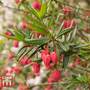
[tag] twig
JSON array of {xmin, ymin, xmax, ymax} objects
[
  {"xmin": 77, "ymin": 66, "xmax": 90, "ymax": 73},
  {"xmin": 30, "ymin": 81, "xmax": 67, "ymax": 88}
]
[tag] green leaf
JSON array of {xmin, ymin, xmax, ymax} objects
[
  {"xmin": 24, "ymin": 38, "xmax": 48, "ymax": 45},
  {"xmin": 76, "ymin": 75, "xmax": 89, "ymax": 83},
  {"xmin": 57, "ymin": 22, "xmax": 64, "ymax": 35},
  {"xmin": 57, "ymin": 29, "xmax": 71, "ymax": 38},
  {"xmin": 27, "ymin": 15, "xmax": 50, "ymax": 35},
  {"xmin": 55, "ymin": 44, "xmax": 61, "ymax": 61},
  {"xmin": 28, "ymin": 42, "xmax": 47, "ymax": 58},
  {"xmin": 14, "ymin": 30, "xmax": 24, "ymax": 41},
  {"xmin": 30, "ymin": 23, "xmax": 49, "ymax": 35},
  {"xmin": 63, "ymin": 54, "xmax": 69, "ymax": 68},
  {"xmin": 30, "ymin": 7, "xmax": 40, "ymax": 19},
  {"xmin": 2, "ymin": 34, "xmax": 17, "ymax": 40},
  {"xmin": 58, "ymin": 42, "xmax": 70, "ymax": 52},
  {"xmin": 27, "ymin": 15, "xmax": 46, "ymax": 29},
  {"xmin": 24, "ymin": 3, "xmax": 40, "ymax": 19},
  {"xmin": 38, "ymin": 0, "xmax": 47, "ymax": 18}
]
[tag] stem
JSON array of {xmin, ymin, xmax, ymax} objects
[
  {"xmin": 0, "ymin": 33, "xmax": 18, "ymax": 40},
  {"xmin": 30, "ymin": 81, "xmax": 68, "ymax": 88},
  {"xmin": 77, "ymin": 66, "xmax": 90, "ymax": 73}
]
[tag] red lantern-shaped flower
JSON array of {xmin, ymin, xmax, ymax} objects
[
  {"xmin": 48, "ymin": 70, "xmax": 61, "ymax": 83},
  {"xmin": 32, "ymin": 62, "xmax": 40, "ymax": 76},
  {"xmin": 50, "ymin": 51, "xmax": 58, "ymax": 64}
]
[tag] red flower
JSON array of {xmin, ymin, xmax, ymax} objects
[
  {"xmin": 41, "ymin": 50, "xmax": 59, "ymax": 69},
  {"xmin": 48, "ymin": 70, "xmax": 61, "ymax": 83},
  {"xmin": 13, "ymin": 40, "xmax": 19, "ymax": 48},
  {"xmin": 5, "ymin": 31, "xmax": 12, "ymax": 36},
  {"xmin": 32, "ymin": 62, "xmax": 40, "ymax": 76},
  {"xmin": 63, "ymin": 19, "xmax": 75, "ymax": 29},
  {"xmin": 20, "ymin": 21, "xmax": 27, "ymax": 30},
  {"xmin": 20, "ymin": 56, "xmax": 31, "ymax": 66},
  {"xmin": 63, "ymin": 7, "xmax": 72, "ymax": 14},
  {"xmin": 41, "ymin": 49, "xmax": 52, "ymax": 69},
  {"xmin": 50, "ymin": 51, "xmax": 58, "ymax": 64},
  {"xmin": 8, "ymin": 51, "xmax": 14, "ymax": 60},
  {"xmin": 41, "ymin": 50, "xmax": 58, "ymax": 69},
  {"xmin": 32, "ymin": 1, "xmax": 41, "ymax": 10},
  {"xmin": 41, "ymin": 49, "xmax": 49, "ymax": 55},
  {"xmin": 43, "ymin": 54, "xmax": 51, "ymax": 69}
]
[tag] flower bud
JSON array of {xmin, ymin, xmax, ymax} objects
[{"xmin": 32, "ymin": 1, "xmax": 41, "ymax": 10}]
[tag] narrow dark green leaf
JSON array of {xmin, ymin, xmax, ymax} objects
[
  {"xmin": 55, "ymin": 44, "xmax": 61, "ymax": 61},
  {"xmin": 27, "ymin": 15, "xmax": 46, "ymax": 29},
  {"xmin": 57, "ymin": 29, "xmax": 71, "ymax": 38},
  {"xmin": 57, "ymin": 21, "xmax": 64, "ymax": 35},
  {"xmin": 24, "ymin": 38, "xmax": 48, "ymax": 45},
  {"xmin": 38, "ymin": 1, "xmax": 47, "ymax": 18},
  {"xmin": 30, "ymin": 23, "xmax": 50, "ymax": 35},
  {"xmin": 63, "ymin": 54, "xmax": 69, "ymax": 68},
  {"xmin": 14, "ymin": 29, "xmax": 24, "ymax": 41}
]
